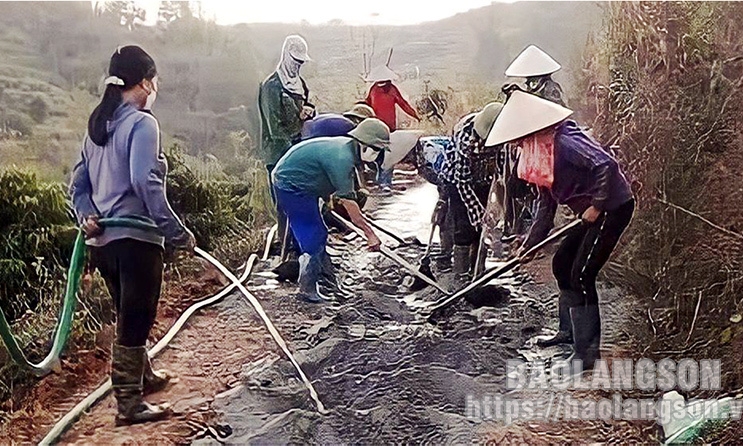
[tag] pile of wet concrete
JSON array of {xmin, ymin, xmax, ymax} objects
[{"xmin": 188, "ymin": 181, "xmax": 576, "ymax": 444}]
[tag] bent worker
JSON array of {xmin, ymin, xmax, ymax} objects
[
  {"xmin": 259, "ymin": 34, "xmax": 314, "ymax": 257},
  {"xmin": 69, "ymin": 45, "xmax": 196, "ymax": 425},
  {"xmin": 439, "ymin": 102, "xmax": 504, "ymax": 279},
  {"xmin": 272, "ymin": 119, "xmax": 388, "ymax": 302},
  {"xmin": 298, "ymin": 103, "xmax": 376, "ymax": 234},
  {"xmin": 505, "ymin": 44, "xmax": 566, "ymax": 106},
  {"xmin": 486, "ymin": 91, "xmax": 634, "ymax": 370},
  {"xmin": 364, "ymin": 65, "xmax": 420, "ymax": 193}
]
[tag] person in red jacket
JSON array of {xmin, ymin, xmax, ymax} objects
[
  {"xmin": 364, "ymin": 65, "xmax": 420, "ymax": 192},
  {"xmin": 365, "ymin": 66, "xmax": 419, "ymax": 131}
]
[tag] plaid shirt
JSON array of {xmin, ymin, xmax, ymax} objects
[{"xmin": 439, "ymin": 114, "xmax": 486, "ymax": 227}]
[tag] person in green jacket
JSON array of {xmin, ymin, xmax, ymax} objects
[
  {"xmin": 259, "ymin": 34, "xmax": 314, "ymax": 173},
  {"xmin": 272, "ymin": 119, "xmax": 389, "ymax": 303},
  {"xmin": 259, "ymin": 34, "xmax": 315, "ymax": 258}
]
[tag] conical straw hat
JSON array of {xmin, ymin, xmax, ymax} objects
[
  {"xmin": 505, "ymin": 45, "xmax": 561, "ymax": 77},
  {"xmin": 365, "ymin": 65, "xmax": 398, "ymax": 83},
  {"xmin": 485, "ymin": 90, "xmax": 573, "ymax": 146},
  {"xmin": 381, "ymin": 130, "xmax": 424, "ymax": 170}
]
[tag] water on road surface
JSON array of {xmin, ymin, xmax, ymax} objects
[{"xmin": 194, "ymin": 179, "xmax": 653, "ymax": 445}]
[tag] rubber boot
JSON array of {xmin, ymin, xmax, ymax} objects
[
  {"xmin": 112, "ymin": 344, "xmax": 172, "ymax": 426},
  {"xmin": 537, "ymin": 290, "xmax": 579, "ymax": 347},
  {"xmin": 452, "ymin": 245, "xmax": 471, "ymax": 275},
  {"xmin": 469, "ymin": 243, "xmax": 487, "ymax": 278},
  {"xmin": 143, "ymin": 352, "xmax": 172, "ymax": 395},
  {"xmin": 570, "ymin": 305, "xmax": 602, "ymax": 371},
  {"xmin": 435, "ymin": 221, "xmax": 454, "ymax": 272},
  {"xmin": 298, "ymin": 253, "xmax": 330, "ymax": 303}
]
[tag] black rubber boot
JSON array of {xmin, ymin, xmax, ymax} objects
[
  {"xmin": 112, "ymin": 344, "xmax": 172, "ymax": 426},
  {"xmin": 537, "ymin": 290, "xmax": 579, "ymax": 347},
  {"xmin": 143, "ymin": 351, "xmax": 172, "ymax": 395},
  {"xmin": 570, "ymin": 305, "xmax": 602, "ymax": 371},
  {"xmin": 469, "ymin": 242, "xmax": 486, "ymax": 278},
  {"xmin": 435, "ymin": 221, "xmax": 454, "ymax": 272},
  {"xmin": 452, "ymin": 245, "xmax": 471, "ymax": 276}
]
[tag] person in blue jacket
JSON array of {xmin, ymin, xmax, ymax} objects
[{"xmin": 69, "ymin": 45, "xmax": 195, "ymax": 425}]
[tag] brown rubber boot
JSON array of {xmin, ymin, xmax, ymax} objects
[{"xmin": 112, "ymin": 344, "xmax": 172, "ymax": 426}]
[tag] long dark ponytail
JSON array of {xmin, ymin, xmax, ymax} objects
[{"xmin": 87, "ymin": 45, "xmax": 157, "ymax": 146}]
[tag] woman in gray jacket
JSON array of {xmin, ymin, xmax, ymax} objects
[{"xmin": 69, "ymin": 45, "xmax": 195, "ymax": 425}]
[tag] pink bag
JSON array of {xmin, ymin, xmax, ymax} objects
[{"xmin": 517, "ymin": 132, "xmax": 554, "ymax": 189}]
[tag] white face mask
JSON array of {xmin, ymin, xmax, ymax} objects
[
  {"xmin": 360, "ymin": 145, "xmax": 381, "ymax": 163},
  {"xmin": 144, "ymin": 89, "xmax": 157, "ymax": 110},
  {"xmin": 142, "ymin": 77, "xmax": 158, "ymax": 110}
]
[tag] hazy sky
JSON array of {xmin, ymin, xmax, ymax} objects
[{"xmin": 133, "ymin": 0, "xmax": 507, "ymax": 26}]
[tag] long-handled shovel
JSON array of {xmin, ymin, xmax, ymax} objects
[
  {"xmin": 330, "ymin": 210, "xmax": 451, "ymax": 296},
  {"xmin": 361, "ymin": 213, "xmax": 422, "ymax": 247},
  {"xmin": 472, "ymin": 229, "xmax": 488, "ymax": 280},
  {"xmin": 409, "ymin": 223, "xmax": 437, "ymax": 291},
  {"xmin": 424, "ymin": 219, "xmax": 582, "ymax": 318}
]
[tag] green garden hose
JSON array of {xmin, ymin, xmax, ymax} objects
[{"xmin": 0, "ymin": 217, "xmax": 159, "ymax": 377}]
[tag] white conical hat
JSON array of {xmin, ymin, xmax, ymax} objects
[
  {"xmin": 381, "ymin": 130, "xmax": 423, "ymax": 170},
  {"xmin": 485, "ymin": 90, "xmax": 573, "ymax": 146},
  {"xmin": 365, "ymin": 65, "xmax": 398, "ymax": 83},
  {"xmin": 505, "ymin": 45, "xmax": 561, "ymax": 77}
]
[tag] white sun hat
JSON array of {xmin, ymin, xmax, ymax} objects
[
  {"xmin": 365, "ymin": 65, "xmax": 399, "ymax": 83},
  {"xmin": 485, "ymin": 90, "xmax": 573, "ymax": 147},
  {"xmin": 381, "ymin": 130, "xmax": 424, "ymax": 170},
  {"xmin": 505, "ymin": 45, "xmax": 561, "ymax": 77}
]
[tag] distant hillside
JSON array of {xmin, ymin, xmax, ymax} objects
[
  {"xmin": 241, "ymin": 2, "xmax": 603, "ymax": 103},
  {"xmin": 0, "ymin": 1, "xmax": 603, "ymax": 180}
]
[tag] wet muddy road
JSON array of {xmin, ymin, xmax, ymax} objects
[
  {"xmin": 57, "ymin": 175, "xmax": 654, "ymax": 444},
  {"xmin": 193, "ymin": 178, "xmax": 653, "ymax": 444}
]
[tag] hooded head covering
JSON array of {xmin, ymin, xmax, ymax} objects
[
  {"xmin": 505, "ymin": 45, "xmax": 561, "ymax": 78},
  {"xmin": 349, "ymin": 118, "xmax": 391, "ymax": 151},
  {"xmin": 277, "ymin": 35, "xmax": 311, "ymax": 95},
  {"xmin": 343, "ymin": 103, "xmax": 376, "ymax": 121}
]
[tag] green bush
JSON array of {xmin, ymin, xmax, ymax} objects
[
  {"xmin": 165, "ymin": 143, "xmax": 273, "ymax": 251},
  {"xmin": 0, "ymin": 167, "xmax": 73, "ymax": 320},
  {"xmin": 579, "ymin": 2, "xmax": 743, "ymax": 358}
]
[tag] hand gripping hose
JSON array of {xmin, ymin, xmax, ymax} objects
[{"xmin": 0, "ymin": 217, "xmax": 159, "ymax": 377}]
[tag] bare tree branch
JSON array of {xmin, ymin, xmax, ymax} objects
[{"xmin": 657, "ymin": 198, "xmax": 743, "ymax": 242}]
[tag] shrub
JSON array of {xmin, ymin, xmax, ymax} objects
[{"xmin": 579, "ymin": 2, "xmax": 743, "ymax": 370}]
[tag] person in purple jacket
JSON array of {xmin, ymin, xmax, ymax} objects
[
  {"xmin": 300, "ymin": 103, "xmax": 375, "ymax": 140},
  {"xmin": 486, "ymin": 90, "xmax": 634, "ymax": 370}
]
